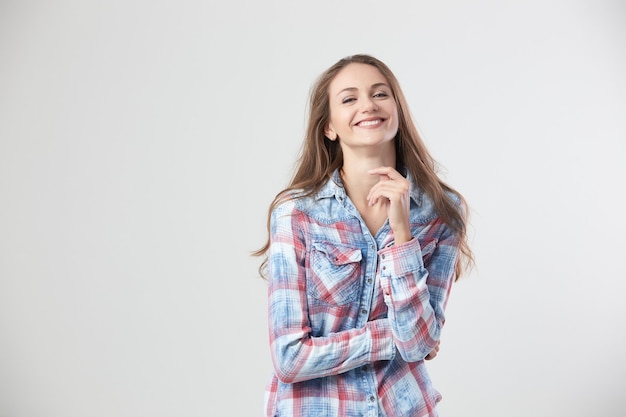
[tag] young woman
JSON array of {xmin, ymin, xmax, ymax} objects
[{"xmin": 254, "ymin": 54, "xmax": 474, "ymax": 417}]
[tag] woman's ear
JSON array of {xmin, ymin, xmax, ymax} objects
[{"xmin": 324, "ymin": 124, "xmax": 337, "ymax": 141}]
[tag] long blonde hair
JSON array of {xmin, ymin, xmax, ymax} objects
[{"xmin": 253, "ymin": 54, "xmax": 474, "ymax": 281}]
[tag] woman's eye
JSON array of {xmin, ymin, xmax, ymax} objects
[
  {"xmin": 341, "ymin": 97, "xmax": 356, "ymax": 104},
  {"xmin": 373, "ymin": 92, "xmax": 388, "ymax": 98}
]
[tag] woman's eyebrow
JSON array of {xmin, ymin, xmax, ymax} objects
[
  {"xmin": 371, "ymin": 82, "xmax": 390, "ymax": 89},
  {"xmin": 336, "ymin": 83, "xmax": 391, "ymax": 96},
  {"xmin": 336, "ymin": 87, "xmax": 358, "ymax": 96}
]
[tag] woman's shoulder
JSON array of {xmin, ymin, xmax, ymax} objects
[
  {"xmin": 411, "ymin": 183, "xmax": 464, "ymax": 223},
  {"xmin": 444, "ymin": 188, "xmax": 463, "ymax": 207},
  {"xmin": 272, "ymin": 189, "xmax": 316, "ymax": 214},
  {"xmin": 273, "ymin": 176, "xmax": 337, "ymax": 212}
]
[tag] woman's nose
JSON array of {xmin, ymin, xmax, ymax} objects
[{"xmin": 361, "ymin": 97, "xmax": 378, "ymax": 112}]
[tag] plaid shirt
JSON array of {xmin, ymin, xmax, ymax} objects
[{"xmin": 265, "ymin": 169, "xmax": 461, "ymax": 417}]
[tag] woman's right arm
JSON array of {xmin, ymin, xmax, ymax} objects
[{"xmin": 267, "ymin": 202, "xmax": 396, "ymax": 384}]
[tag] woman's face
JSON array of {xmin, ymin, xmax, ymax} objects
[{"xmin": 325, "ymin": 63, "xmax": 399, "ymax": 150}]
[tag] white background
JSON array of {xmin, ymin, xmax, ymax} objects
[{"xmin": 1, "ymin": 0, "xmax": 625, "ymax": 416}]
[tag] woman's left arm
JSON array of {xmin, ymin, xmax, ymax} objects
[
  {"xmin": 378, "ymin": 219, "xmax": 460, "ymax": 362},
  {"xmin": 367, "ymin": 166, "xmax": 461, "ymax": 361}
]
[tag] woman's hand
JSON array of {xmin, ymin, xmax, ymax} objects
[{"xmin": 367, "ymin": 166, "xmax": 412, "ymax": 244}]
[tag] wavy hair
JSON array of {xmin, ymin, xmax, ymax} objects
[{"xmin": 253, "ymin": 54, "xmax": 474, "ymax": 281}]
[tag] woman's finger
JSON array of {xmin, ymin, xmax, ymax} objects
[{"xmin": 368, "ymin": 166, "xmax": 403, "ymax": 180}]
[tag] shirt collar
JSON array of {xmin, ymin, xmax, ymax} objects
[{"xmin": 314, "ymin": 167, "xmax": 423, "ymax": 207}]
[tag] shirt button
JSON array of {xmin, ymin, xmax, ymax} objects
[
  {"xmin": 366, "ymin": 278, "xmax": 372, "ymax": 284},
  {"xmin": 382, "ymin": 266, "xmax": 386, "ymax": 271},
  {"xmin": 369, "ymin": 396, "xmax": 375, "ymax": 402},
  {"xmin": 361, "ymin": 309, "xmax": 367, "ymax": 315},
  {"xmin": 381, "ymin": 254, "xmax": 385, "ymax": 259}
]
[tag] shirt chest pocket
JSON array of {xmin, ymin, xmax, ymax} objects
[{"xmin": 307, "ymin": 242, "xmax": 363, "ymax": 305}]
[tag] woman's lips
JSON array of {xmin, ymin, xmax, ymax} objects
[{"xmin": 356, "ymin": 118, "xmax": 384, "ymax": 127}]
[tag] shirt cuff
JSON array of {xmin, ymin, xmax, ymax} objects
[{"xmin": 378, "ymin": 237, "xmax": 425, "ymax": 277}]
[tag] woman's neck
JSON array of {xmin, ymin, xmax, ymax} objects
[{"xmin": 340, "ymin": 154, "xmax": 396, "ymax": 204}]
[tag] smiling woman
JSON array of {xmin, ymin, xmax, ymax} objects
[
  {"xmin": 325, "ymin": 65, "xmax": 399, "ymax": 159},
  {"xmin": 252, "ymin": 54, "xmax": 474, "ymax": 417}
]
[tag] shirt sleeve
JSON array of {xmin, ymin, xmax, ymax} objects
[
  {"xmin": 267, "ymin": 201, "xmax": 396, "ymax": 384},
  {"xmin": 377, "ymin": 216, "xmax": 460, "ymax": 362}
]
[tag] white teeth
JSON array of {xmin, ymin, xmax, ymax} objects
[{"xmin": 358, "ymin": 119, "xmax": 382, "ymax": 127}]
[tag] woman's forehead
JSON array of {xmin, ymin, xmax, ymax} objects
[{"xmin": 329, "ymin": 63, "xmax": 389, "ymax": 92}]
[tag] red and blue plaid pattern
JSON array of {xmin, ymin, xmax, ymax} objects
[{"xmin": 265, "ymin": 170, "xmax": 461, "ymax": 417}]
